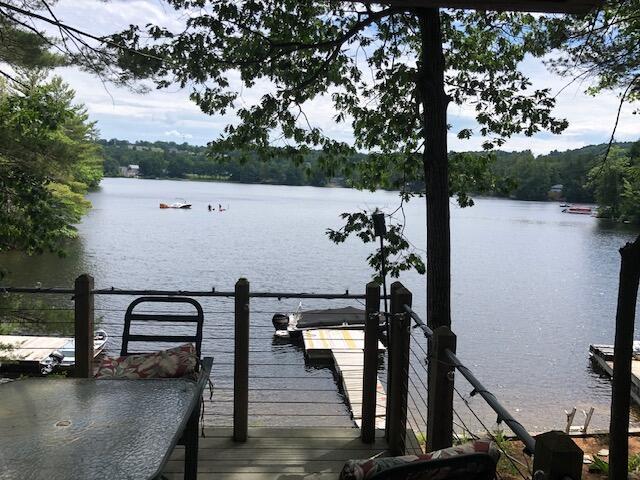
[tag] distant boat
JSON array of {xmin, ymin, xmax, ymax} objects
[
  {"xmin": 559, "ymin": 202, "xmax": 570, "ymax": 208},
  {"xmin": 160, "ymin": 198, "xmax": 192, "ymax": 209},
  {"xmin": 562, "ymin": 205, "xmax": 593, "ymax": 215}
]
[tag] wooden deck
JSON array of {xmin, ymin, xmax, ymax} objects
[{"xmin": 163, "ymin": 427, "xmax": 389, "ymax": 479}]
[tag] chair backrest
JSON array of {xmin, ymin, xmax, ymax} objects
[
  {"xmin": 121, "ymin": 296, "xmax": 204, "ymax": 359},
  {"xmin": 369, "ymin": 453, "xmax": 498, "ymax": 480}
]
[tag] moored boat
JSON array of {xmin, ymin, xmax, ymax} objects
[
  {"xmin": 0, "ymin": 330, "xmax": 109, "ymax": 375},
  {"xmin": 562, "ymin": 205, "xmax": 593, "ymax": 215},
  {"xmin": 272, "ymin": 306, "xmax": 381, "ymax": 337},
  {"xmin": 160, "ymin": 198, "xmax": 192, "ymax": 209}
]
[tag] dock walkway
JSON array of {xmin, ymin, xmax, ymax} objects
[
  {"xmin": 590, "ymin": 344, "xmax": 640, "ymax": 405},
  {"xmin": 302, "ymin": 329, "xmax": 387, "ymax": 429}
]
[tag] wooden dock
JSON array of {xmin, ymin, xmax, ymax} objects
[
  {"xmin": 590, "ymin": 344, "xmax": 640, "ymax": 405},
  {"xmin": 302, "ymin": 329, "xmax": 387, "ymax": 430},
  {"xmin": 163, "ymin": 427, "xmax": 389, "ymax": 480}
]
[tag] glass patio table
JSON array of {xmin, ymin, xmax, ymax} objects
[{"xmin": 0, "ymin": 359, "xmax": 211, "ymax": 480}]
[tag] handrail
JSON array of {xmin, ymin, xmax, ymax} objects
[
  {"xmin": 403, "ymin": 304, "xmax": 433, "ymax": 338},
  {"xmin": 0, "ymin": 286, "xmax": 391, "ymax": 300},
  {"xmin": 443, "ymin": 348, "xmax": 536, "ymax": 454},
  {"xmin": 402, "ymin": 304, "xmax": 536, "ymax": 454}
]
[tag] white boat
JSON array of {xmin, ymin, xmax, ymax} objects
[
  {"xmin": 40, "ymin": 330, "xmax": 109, "ymax": 373},
  {"xmin": 160, "ymin": 198, "xmax": 192, "ymax": 209}
]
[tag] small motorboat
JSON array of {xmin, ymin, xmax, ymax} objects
[
  {"xmin": 562, "ymin": 205, "xmax": 593, "ymax": 215},
  {"xmin": 39, "ymin": 330, "xmax": 109, "ymax": 373},
  {"xmin": 160, "ymin": 198, "xmax": 192, "ymax": 209},
  {"xmin": 272, "ymin": 305, "xmax": 374, "ymax": 337},
  {"xmin": 559, "ymin": 203, "xmax": 570, "ymax": 208}
]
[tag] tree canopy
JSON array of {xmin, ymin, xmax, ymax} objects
[{"xmin": 0, "ymin": 74, "xmax": 102, "ymax": 255}]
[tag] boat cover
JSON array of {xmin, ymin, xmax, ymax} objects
[{"xmin": 297, "ymin": 306, "xmax": 366, "ymax": 329}]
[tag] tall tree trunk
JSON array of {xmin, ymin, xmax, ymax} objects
[
  {"xmin": 418, "ymin": 8, "xmax": 450, "ymax": 331},
  {"xmin": 609, "ymin": 235, "xmax": 640, "ymax": 480},
  {"xmin": 418, "ymin": 8, "xmax": 452, "ymax": 450}
]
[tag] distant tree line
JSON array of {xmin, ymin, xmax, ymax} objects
[
  {"xmin": 101, "ymin": 138, "xmax": 640, "ymax": 219},
  {"xmin": 99, "ymin": 139, "xmax": 364, "ymax": 187}
]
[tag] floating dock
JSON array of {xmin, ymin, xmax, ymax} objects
[
  {"xmin": 590, "ymin": 344, "xmax": 640, "ymax": 405},
  {"xmin": 302, "ymin": 329, "xmax": 387, "ymax": 429}
]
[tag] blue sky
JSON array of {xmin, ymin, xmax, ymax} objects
[{"xmin": 46, "ymin": 0, "xmax": 639, "ymax": 155}]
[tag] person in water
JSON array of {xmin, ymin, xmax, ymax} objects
[
  {"xmin": 218, "ymin": 204, "xmax": 223, "ymax": 211},
  {"xmin": 208, "ymin": 204, "xmax": 212, "ymax": 212}
]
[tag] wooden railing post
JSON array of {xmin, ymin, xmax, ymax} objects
[
  {"xmin": 74, "ymin": 274, "xmax": 94, "ymax": 378},
  {"xmin": 427, "ymin": 326, "xmax": 456, "ymax": 452},
  {"xmin": 533, "ymin": 431, "xmax": 583, "ymax": 480},
  {"xmin": 362, "ymin": 281, "xmax": 381, "ymax": 443},
  {"xmin": 387, "ymin": 282, "xmax": 412, "ymax": 456},
  {"xmin": 234, "ymin": 278, "xmax": 250, "ymax": 442}
]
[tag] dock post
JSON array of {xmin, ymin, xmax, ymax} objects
[
  {"xmin": 609, "ymin": 235, "xmax": 640, "ymax": 480},
  {"xmin": 387, "ymin": 282, "xmax": 412, "ymax": 455},
  {"xmin": 362, "ymin": 281, "xmax": 381, "ymax": 444},
  {"xmin": 73, "ymin": 274, "xmax": 94, "ymax": 378},
  {"xmin": 533, "ymin": 431, "xmax": 583, "ymax": 480},
  {"xmin": 427, "ymin": 326, "xmax": 456, "ymax": 452},
  {"xmin": 234, "ymin": 278, "xmax": 250, "ymax": 442}
]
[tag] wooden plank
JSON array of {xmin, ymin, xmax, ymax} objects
[{"xmin": 196, "ymin": 427, "xmax": 385, "ymax": 439}]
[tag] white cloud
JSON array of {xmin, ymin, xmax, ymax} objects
[{"xmin": 164, "ymin": 130, "xmax": 193, "ymax": 138}]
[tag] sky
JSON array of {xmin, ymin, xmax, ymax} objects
[{"xmin": 40, "ymin": 0, "xmax": 639, "ymax": 156}]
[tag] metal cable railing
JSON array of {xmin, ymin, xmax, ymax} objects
[{"xmin": 402, "ymin": 303, "xmax": 536, "ymax": 455}]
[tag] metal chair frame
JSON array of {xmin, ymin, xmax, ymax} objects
[{"xmin": 121, "ymin": 296, "xmax": 204, "ymax": 360}]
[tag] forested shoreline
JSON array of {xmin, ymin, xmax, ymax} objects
[{"xmin": 100, "ymin": 138, "xmax": 640, "ymax": 218}]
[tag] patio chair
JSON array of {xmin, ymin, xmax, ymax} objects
[
  {"xmin": 340, "ymin": 440, "xmax": 499, "ymax": 480},
  {"xmin": 97, "ymin": 296, "xmax": 209, "ymax": 480}
]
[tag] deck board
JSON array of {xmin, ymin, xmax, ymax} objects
[{"xmin": 164, "ymin": 427, "xmax": 388, "ymax": 479}]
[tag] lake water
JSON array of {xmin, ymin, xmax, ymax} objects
[{"xmin": 2, "ymin": 177, "xmax": 639, "ymax": 433}]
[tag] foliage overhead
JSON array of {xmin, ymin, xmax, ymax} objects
[{"xmin": 548, "ymin": 0, "xmax": 640, "ymax": 110}]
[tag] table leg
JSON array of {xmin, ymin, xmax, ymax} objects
[{"xmin": 184, "ymin": 401, "xmax": 200, "ymax": 480}]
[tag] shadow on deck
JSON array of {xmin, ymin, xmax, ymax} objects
[{"xmin": 163, "ymin": 427, "xmax": 390, "ymax": 480}]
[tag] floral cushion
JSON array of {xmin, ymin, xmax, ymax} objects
[
  {"xmin": 94, "ymin": 343, "xmax": 198, "ymax": 379},
  {"xmin": 339, "ymin": 440, "xmax": 499, "ymax": 480}
]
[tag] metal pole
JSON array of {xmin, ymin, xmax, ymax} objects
[{"xmin": 380, "ymin": 235, "xmax": 388, "ymax": 318}]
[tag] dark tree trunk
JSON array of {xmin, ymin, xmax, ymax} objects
[
  {"xmin": 418, "ymin": 8, "xmax": 450, "ymax": 331},
  {"xmin": 418, "ymin": 7, "xmax": 452, "ymax": 450},
  {"xmin": 609, "ymin": 235, "xmax": 640, "ymax": 480}
]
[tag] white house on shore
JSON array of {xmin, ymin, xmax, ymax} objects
[{"xmin": 118, "ymin": 164, "xmax": 140, "ymax": 178}]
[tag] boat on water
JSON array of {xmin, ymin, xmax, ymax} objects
[
  {"xmin": 160, "ymin": 198, "xmax": 192, "ymax": 209},
  {"xmin": 0, "ymin": 330, "xmax": 109, "ymax": 374},
  {"xmin": 272, "ymin": 305, "xmax": 381, "ymax": 337},
  {"xmin": 562, "ymin": 205, "xmax": 593, "ymax": 215},
  {"xmin": 559, "ymin": 202, "xmax": 570, "ymax": 208}
]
